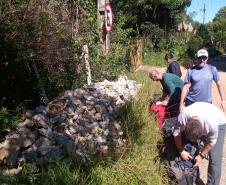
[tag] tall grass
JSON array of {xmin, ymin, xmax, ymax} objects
[
  {"xmin": 142, "ymin": 51, "xmax": 183, "ymax": 67},
  {"xmin": 142, "ymin": 52, "xmax": 166, "ymax": 67},
  {"xmin": 2, "ymin": 71, "xmax": 171, "ymax": 185}
]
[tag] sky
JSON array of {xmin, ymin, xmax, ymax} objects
[{"xmin": 187, "ymin": 0, "xmax": 226, "ymax": 23}]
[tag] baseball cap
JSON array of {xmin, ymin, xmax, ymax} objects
[{"xmin": 197, "ymin": 49, "xmax": 208, "ymax": 58}]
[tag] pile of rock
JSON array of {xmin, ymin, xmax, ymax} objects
[{"xmin": 0, "ymin": 76, "xmax": 140, "ymax": 174}]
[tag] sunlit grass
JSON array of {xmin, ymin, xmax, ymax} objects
[{"xmin": 142, "ymin": 52, "xmax": 166, "ymax": 67}]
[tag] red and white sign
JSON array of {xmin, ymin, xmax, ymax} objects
[{"xmin": 105, "ymin": 3, "xmax": 113, "ymax": 32}]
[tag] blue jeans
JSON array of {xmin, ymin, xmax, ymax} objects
[{"xmin": 207, "ymin": 124, "xmax": 226, "ymax": 185}]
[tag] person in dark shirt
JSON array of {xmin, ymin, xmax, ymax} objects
[
  {"xmin": 149, "ymin": 70, "xmax": 183, "ymax": 117},
  {"xmin": 165, "ymin": 52, "xmax": 182, "ymax": 77}
]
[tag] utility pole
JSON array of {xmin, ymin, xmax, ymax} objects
[{"xmin": 202, "ymin": 3, "xmax": 206, "ymax": 24}]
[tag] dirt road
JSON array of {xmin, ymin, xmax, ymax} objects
[{"xmin": 138, "ymin": 55, "xmax": 226, "ymax": 184}]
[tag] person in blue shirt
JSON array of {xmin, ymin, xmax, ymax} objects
[{"xmin": 179, "ymin": 49, "xmax": 226, "ymax": 112}]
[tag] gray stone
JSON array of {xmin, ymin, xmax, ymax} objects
[
  {"xmin": 25, "ymin": 110, "xmax": 34, "ymax": 119},
  {"xmin": 17, "ymin": 119, "xmax": 34, "ymax": 128},
  {"xmin": 33, "ymin": 114, "xmax": 48, "ymax": 128},
  {"xmin": 35, "ymin": 137, "xmax": 52, "ymax": 148},
  {"xmin": 38, "ymin": 128, "xmax": 53, "ymax": 139},
  {"xmin": 63, "ymin": 90, "xmax": 74, "ymax": 97},
  {"xmin": 39, "ymin": 145, "xmax": 62, "ymax": 159},
  {"xmin": 34, "ymin": 105, "xmax": 45, "ymax": 114},
  {"xmin": 94, "ymin": 113, "xmax": 102, "ymax": 121},
  {"xmin": 0, "ymin": 75, "xmax": 140, "ymax": 166},
  {"xmin": 95, "ymin": 135, "xmax": 107, "ymax": 144},
  {"xmin": 21, "ymin": 149, "xmax": 38, "ymax": 162},
  {"xmin": 53, "ymin": 132, "xmax": 70, "ymax": 147},
  {"xmin": 72, "ymin": 112, "xmax": 79, "ymax": 121},
  {"xmin": 64, "ymin": 140, "xmax": 76, "ymax": 156},
  {"xmin": 49, "ymin": 113, "xmax": 67, "ymax": 125}
]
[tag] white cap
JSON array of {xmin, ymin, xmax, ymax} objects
[{"xmin": 197, "ymin": 49, "xmax": 208, "ymax": 58}]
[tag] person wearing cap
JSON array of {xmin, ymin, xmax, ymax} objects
[
  {"xmin": 149, "ymin": 70, "xmax": 183, "ymax": 117},
  {"xmin": 173, "ymin": 102, "xmax": 226, "ymax": 185},
  {"xmin": 165, "ymin": 52, "xmax": 182, "ymax": 77},
  {"xmin": 179, "ymin": 48, "xmax": 226, "ymax": 112}
]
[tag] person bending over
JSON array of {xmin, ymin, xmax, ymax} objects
[
  {"xmin": 174, "ymin": 102, "xmax": 226, "ymax": 185},
  {"xmin": 149, "ymin": 70, "xmax": 183, "ymax": 117}
]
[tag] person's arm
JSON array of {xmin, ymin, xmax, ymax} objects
[
  {"xmin": 174, "ymin": 134, "xmax": 192, "ymax": 160},
  {"xmin": 156, "ymin": 94, "xmax": 170, "ymax": 106},
  {"xmin": 179, "ymin": 83, "xmax": 191, "ymax": 112},
  {"xmin": 194, "ymin": 143, "xmax": 214, "ymax": 166},
  {"xmin": 173, "ymin": 113, "xmax": 192, "ymax": 161},
  {"xmin": 161, "ymin": 95, "xmax": 170, "ymax": 106},
  {"xmin": 215, "ymin": 80, "xmax": 226, "ymax": 111},
  {"xmin": 174, "ymin": 134, "xmax": 183, "ymax": 153},
  {"xmin": 156, "ymin": 89, "xmax": 169, "ymax": 106}
]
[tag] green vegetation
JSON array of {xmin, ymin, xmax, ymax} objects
[
  {"xmin": 0, "ymin": 107, "xmax": 21, "ymax": 129},
  {"xmin": 1, "ymin": 0, "xmax": 226, "ymax": 184},
  {"xmin": 208, "ymin": 7, "xmax": 226, "ymax": 53},
  {"xmin": 143, "ymin": 52, "xmax": 166, "ymax": 67},
  {"xmin": 0, "ymin": 0, "xmax": 191, "ymax": 112}
]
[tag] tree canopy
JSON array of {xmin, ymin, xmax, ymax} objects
[{"xmin": 208, "ymin": 6, "xmax": 226, "ymax": 52}]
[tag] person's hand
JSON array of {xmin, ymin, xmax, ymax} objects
[
  {"xmin": 156, "ymin": 101, "xmax": 163, "ymax": 105},
  {"xmin": 180, "ymin": 150, "xmax": 193, "ymax": 161},
  {"xmin": 161, "ymin": 100, "xmax": 168, "ymax": 106},
  {"xmin": 179, "ymin": 104, "xmax": 185, "ymax": 112},
  {"xmin": 194, "ymin": 154, "xmax": 204, "ymax": 167}
]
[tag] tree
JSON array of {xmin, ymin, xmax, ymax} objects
[{"xmin": 208, "ymin": 7, "xmax": 226, "ymax": 52}]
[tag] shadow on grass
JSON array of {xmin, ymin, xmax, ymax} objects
[{"xmin": 119, "ymin": 102, "xmax": 145, "ymax": 146}]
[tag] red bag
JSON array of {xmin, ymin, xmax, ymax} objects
[{"xmin": 149, "ymin": 104, "xmax": 166, "ymax": 129}]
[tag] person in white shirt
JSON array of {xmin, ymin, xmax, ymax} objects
[{"xmin": 173, "ymin": 102, "xmax": 226, "ymax": 185}]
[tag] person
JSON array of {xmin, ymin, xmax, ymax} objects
[
  {"xmin": 149, "ymin": 70, "xmax": 183, "ymax": 117},
  {"xmin": 165, "ymin": 52, "xmax": 182, "ymax": 77},
  {"xmin": 173, "ymin": 102, "xmax": 226, "ymax": 185},
  {"xmin": 179, "ymin": 48, "xmax": 226, "ymax": 112}
]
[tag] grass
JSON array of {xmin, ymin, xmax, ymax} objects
[
  {"xmin": 142, "ymin": 51, "xmax": 185, "ymax": 67},
  {"xmin": 1, "ymin": 71, "xmax": 171, "ymax": 185},
  {"xmin": 142, "ymin": 51, "xmax": 166, "ymax": 67}
]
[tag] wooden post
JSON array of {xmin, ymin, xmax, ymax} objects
[
  {"xmin": 105, "ymin": 0, "xmax": 110, "ymax": 53},
  {"xmin": 81, "ymin": 45, "xmax": 92, "ymax": 85},
  {"xmin": 106, "ymin": 31, "xmax": 110, "ymax": 53}
]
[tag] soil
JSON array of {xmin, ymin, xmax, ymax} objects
[{"xmin": 138, "ymin": 55, "xmax": 226, "ymax": 185}]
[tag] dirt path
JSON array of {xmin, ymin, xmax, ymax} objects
[{"xmin": 138, "ymin": 55, "xmax": 226, "ymax": 184}]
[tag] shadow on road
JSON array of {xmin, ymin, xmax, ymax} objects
[{"xmin": 208, "ymin": 55, "xmax": 226, "ymax": 72}]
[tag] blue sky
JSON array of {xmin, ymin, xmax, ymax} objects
[{"xmin": 187, "ymin": 0, "xmax": 226, "ymax": 23}]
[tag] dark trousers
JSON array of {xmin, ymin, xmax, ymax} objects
[
  {"xmin": 185, "ymin": 99, "xmax": 212, "ymax": 107},
  {"xmin": 185, "ymin": 99, "xmax": 195, "ymax": 107},
  {"xmin": 207, "ymin": 124, "xmax": 226, "ymax": 185}
]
